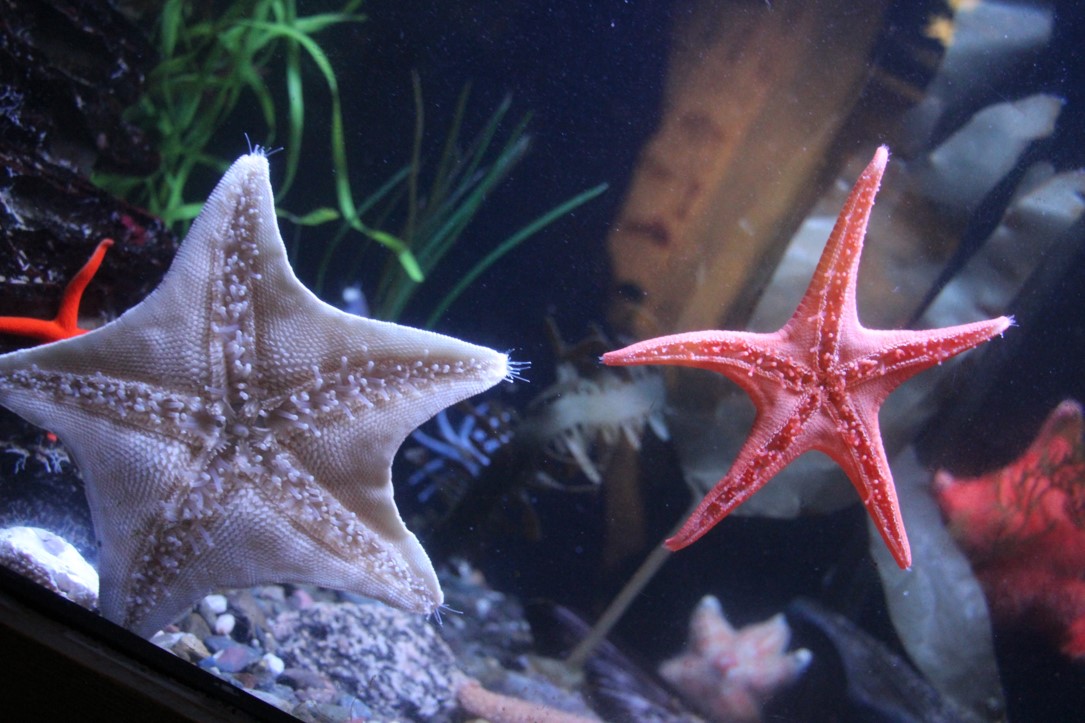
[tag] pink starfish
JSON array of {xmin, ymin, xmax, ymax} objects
[
  {"xmin": 660, "ymin": 595, "xmax": 811, "ymax": 722},
  {"xmin": 603, "ymin": 147, "xmax": 1011, "ymax": 568}
]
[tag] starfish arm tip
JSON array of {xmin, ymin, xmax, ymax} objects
[
  {"xmin": 868, "ymin": 500, "xmax": 912, "ymax": 569},
  {"xmin": 887, "ymin": 537, "xmax": 912, "ymax": 569},
  {"xmin": 600, "ymin": 349, "xmax": 625, "ymax": 367},
  {"xmin": 504, "ymin": 356, "xmax": 531, "ymax": 383},
  {"xmin": 56, "ymin": 237, "xmax": 114, "ymax": 334},
  {"xmin": 664, "ymin": 509, "xmax": 717, "ymax": 551},
  {"xmin": 968, "ymin": 314, "xmax": 1013, "ymax": 345},
  {"xmin": 663, "ymin": 535, "xmax": 686, "ymax": 552},
  {"xmin": 874, "ymin": 144, "xmax": 890, "ymax": 165}
]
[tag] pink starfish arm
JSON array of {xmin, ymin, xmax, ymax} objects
[
  {"xmin": 604, "ymin": 147, "xmax": 1011, "ymax": 569},
  {"xmin": 604, "ymin": 327, "xmax": 851, "ymax": 553},
  {"xmin": 0, "ymin": 238, "xmax": 113, "ymax": 343}
]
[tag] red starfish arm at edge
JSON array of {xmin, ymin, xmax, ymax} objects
[{"xmin": 0, "ymin": 238, "xmax": 113, "ymax": 343}]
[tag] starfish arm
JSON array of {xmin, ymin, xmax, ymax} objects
[
  {"xmin": 116, "ymin": 443, "xmax": 454, "ymax": 636},
  {"xmin": 54, "ymin": 238, "xmax": 113, "ymax": 334},
  {"xmin": 818, "ymin": 393, "xmax": 911, "ymax": 568},
  {"xmin": 602, "ymin": 329, "xmax": 808, "ymax": 402},
  {"xmin": 845, "ymin": 315, "xmax": 1013, "ymax": 393},
  {"xmin": 267, "ymin": 316, "xmax": 509, "ymax": 530},
  {"xmin": 0, "ymin": 171, "xmax": 257, "ymax": 389},
  {"xmin": 665, "ymin": 392, "xmax": 822, "ymax": 551},
  {"xmin": 0, "ymin": 238, "xmax": 113, "ymax": 343},
  {"xmin": 789, "ymin": 146, "xmax": 887, "ymax": 352},
  {"xmin": 0, "ymin": 384, "xmax": 199, "ymax": 631},
  {"xmin": 0, "ymin": 315, "xmax": 67, "ymax": 343}
]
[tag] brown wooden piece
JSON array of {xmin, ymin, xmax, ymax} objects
[{"xmin": 607, "ymin": 0, "xmax": 889, "ymax": 340}]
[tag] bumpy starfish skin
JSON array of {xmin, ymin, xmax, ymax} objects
[
  {"xmin": 604, "ymin": 147, "xmax": 1011, "ymax": 568},
  {"xmin": 0, "ymin": 154, "xmax": 509, "ymax": 636}
]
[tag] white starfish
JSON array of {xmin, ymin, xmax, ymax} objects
[{"xmin": 0, "ymin": 152, "xmax": 509, "ymax": 637}]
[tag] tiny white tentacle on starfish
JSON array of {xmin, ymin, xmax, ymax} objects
[
  {"xmin": 0, "ymin": 152, "xmax": 509, "ymax": 636},
  {"xmin": 603, "ymin": 147, "xmax": 1011, "ymax": 568}
]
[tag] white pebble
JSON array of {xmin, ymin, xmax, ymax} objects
[
  {"xmin": 200, "ymin": 593, "xmax": 228, "ymax": 617},
  {"xmin": 214, "ymin": 612, "xmax": 236, "ymax": 635},
  {"xmin": 261, "ymin": 652, "xmax": 285, "ymax": 677},
  {"xmin": 150, "ymin": 631, "xmax": 184, "ymax": 650}
]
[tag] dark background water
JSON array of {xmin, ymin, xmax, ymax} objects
[{"xmin": 267, "ymin": 2, "xmax": 674, "ymax": 357}]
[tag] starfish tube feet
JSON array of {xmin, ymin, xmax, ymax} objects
[{"xmin": 604, "ymin": 147, "xmax": 1011, "ymax": 569}]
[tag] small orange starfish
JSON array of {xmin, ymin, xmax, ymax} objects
[
  {"xmin": 0, "ymin": 239, "xmax": 113, "ymax": 343},
  {"xmin": 603, "ymin": 147, "xmax": 1011, "ymax": 568}
]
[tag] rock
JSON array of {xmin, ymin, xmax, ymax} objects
[
  {"xmin": 437, "ymin": 562, "xmax": 533, "ymax": 672},
  {"xmin": 227, "ymin": 588, "xmax": 270, "ymax": 643},
  {"xmin": 179, "ymin": 609, "xmax": 213, "ymax": 640},
  {"xmin": 214, "ymin": 612, "xmax": 236, "ymax": 636},
  {"xmin": 292, "ymin": 700, "xmax": 353, "ymax": 723},
  {"xmin": 205, "ymin": 643, "xmax": 262, "ymax": 674},
  {"xmin": 176, "ymin": 634, "xmax": 212, "ymax": 663},
  {"xmin": 279, "ymin": 668, "xmax": 332, "ymax": 690},
  {"xmin": 203, "ymin": 634, "xmax": 237, "ymax": 654},
  {"xmin": 0, "ymin": 526, "xmax": 98, "ymax": 609},
  {"xmin": 150, "ymin": 631, "xmax": 184, "ymax": 649},
  {"xmin": 200, "ymin": 593, "xmax": 229, "ymax": 618},
  {"xmin": 255, "ymin": 584, "xmax": 286, "ymax": 604},
  {"xmin": 280, "ymin": 668, "xmax": 339, "ymax": 705},
  {"xmin": 288, "ymin": 587, "xmax": 315, "ymax": 610},
  {"xmin": 270, "ymin": 600, "xmax": 459, "ymax": 720},
  {"xmin": 258, "ymin": 652, "xmax": 285, "ymax": 678},
  {"xmin": 0, "ymin": 0, "xmax": 173, "ymax": 340}
]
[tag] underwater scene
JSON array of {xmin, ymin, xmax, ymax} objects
[{"xmin": 1, "ymin": 0, "xmax": 1084, "ymax": 720}]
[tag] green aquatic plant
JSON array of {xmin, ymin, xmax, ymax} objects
[
  {"xmin": 95, "ymin": 0, "xmax": 423, "ymax": 280},
  {"xmin": 97, "ymin": 0, "xmax": 605, "ymax": 321},
  {"xmin": 314, "ymin": 77, "xmax": 608, "ymax": 324}
]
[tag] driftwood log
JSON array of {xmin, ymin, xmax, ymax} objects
[{"xmin": 606, "ymin": 0, "xmax": 889, "ymax": 340}]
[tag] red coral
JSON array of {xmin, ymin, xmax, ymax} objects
[{"xmin": 934, "ymin": 400, "xmax": 1085, "ymax": 658}]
